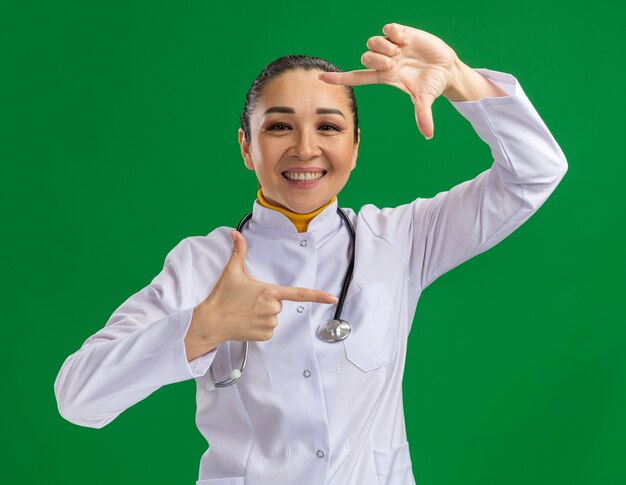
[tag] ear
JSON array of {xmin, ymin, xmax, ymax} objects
[
  {"xmin": 350, "ymin": 128, "xmax": 360, "ymax": 171},
  {"xmin": 238, "ymin": 128, "xmax": 255, "ymax": 171}
]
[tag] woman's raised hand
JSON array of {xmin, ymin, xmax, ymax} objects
[
  {"xmin": 318, "ymin": 23, "xmax": 460, "ymax": 140},
  {"xmin": 185, "ymin": 230, "xmax": 338, "ymax": 360}
]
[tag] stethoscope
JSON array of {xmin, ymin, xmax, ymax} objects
[{"xmin": 207, "ymin": 207, "xmax": 355, "ymax": 391}]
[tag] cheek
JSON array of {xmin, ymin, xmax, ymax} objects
[
  {"xmin": 338, "ymin": 146, "xmax": 357, "ymax": 170},
  {"xmin": 256, "ymin": 140, "xmax": 285, "ymax": 159}
]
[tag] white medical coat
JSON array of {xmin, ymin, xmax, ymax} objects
[{"xmin": 54, "ymin": 68, "xmax": 568, "ymax": 485}]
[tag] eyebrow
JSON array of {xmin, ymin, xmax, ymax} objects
[{"xmin": 263, "ymin": 106, "xmax": 346, "ymax": 119}]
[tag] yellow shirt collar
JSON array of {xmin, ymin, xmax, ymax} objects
[{"xmin": 256, "ymin": 189, "xmax": 337, "ymax": 233}]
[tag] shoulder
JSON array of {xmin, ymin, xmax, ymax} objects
[
  {"xmin": 161, "ymin": 226, "xmax": 233, "ymax": 267},
  {"xmin": 186, "ymin": 226, "xmax": 232, "ymax": 253},
  {"xmin": 183, "ymin": 226, "xmax": 235, "ymax": 275},
  {"xmin": 343, "ymin": 199, "xmax": 428, "ymax": 236}
]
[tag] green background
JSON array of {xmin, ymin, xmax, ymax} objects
[{"xmin": 2, "ymin": 1, "xmax": 623, "ymax": 483}]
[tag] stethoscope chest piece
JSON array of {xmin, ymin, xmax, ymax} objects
[{"xmin": 317, "ymin": 319, "xmax": 351, "ymax": 342}]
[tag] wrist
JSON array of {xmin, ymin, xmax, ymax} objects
[
  {"xmin": 442, "ymin": 55, "xmax": 466, "ymax": 100},
  {"xmin": 188, "ymin": 302, "xmax": 223, "ymax": 351},
  {"xmin": 442, "ymin": 57, "xmax": 475, "ymax": 101},
  {"xmin": 443, "ymin": 58, "xmax": 508, "ymax": 102}
]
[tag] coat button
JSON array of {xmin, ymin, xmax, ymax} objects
[
  {"xmin": 297, "ymin": 306, "xmax": 304, "ymax": 313},
  {"xmin": 316, "ymin": 450, "xmax": 325, "ymax": 458},
  {"xmin": 303, "ymin": 369, "xmax": 311, "ymax": 378},
  {"xmin": 300, "ymin": 240, "xmax": 307, "ymax": 247}
]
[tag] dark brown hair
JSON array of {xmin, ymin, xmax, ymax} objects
[{"xmin": 240, "ymin": 55, "xmax": 359, "ymax": 146}]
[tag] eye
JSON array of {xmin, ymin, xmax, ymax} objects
[
  {"xmin": 266, "ymin": 122, "xmax": 341, "ymax": 132},
  {"xmin": 267, "ymin": 123, "xmax": 290, "ymax": 131}
]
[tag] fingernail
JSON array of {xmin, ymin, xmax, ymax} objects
[{"xmin": 328, "ymin": 295, "xmax": 339, "ymax": 303}]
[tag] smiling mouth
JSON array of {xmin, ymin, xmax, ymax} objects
[{"xmin": 282, "ymin": 171, "xmax": 327, "ymax": 181}]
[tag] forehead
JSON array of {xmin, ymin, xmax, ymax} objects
[{"xmin": 255, "ymin": 69, "xmax": 351, "ymax": 114}]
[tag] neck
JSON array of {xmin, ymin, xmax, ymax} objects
[{"xmin": 256, "ymin": 189, "xmax": 336, "ymax": 233}]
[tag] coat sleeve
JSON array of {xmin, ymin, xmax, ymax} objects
[
  {"xmin": 359, "ymin": 68, "xmax": 568, "ymax": 291},
  {"xmin": 54, "ymin": 238, "xmax": 217, "ymax": 429}
]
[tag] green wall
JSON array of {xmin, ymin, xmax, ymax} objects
[{"xmin": 2, "ymin": 1, "xmax": 623, "ymax": 483}]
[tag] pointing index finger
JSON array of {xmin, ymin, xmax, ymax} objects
[
  {"xmin": 270, "ymin": 284, "xmax": 339, "ymax": 304},
  {"xmin": 318, "ymin": 69, "xmax": 380, "ymax": 87}
]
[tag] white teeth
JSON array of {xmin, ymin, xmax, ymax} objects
[{"xmin": 284, "ymin": 172, "xmax": 324, "ymax": 181}]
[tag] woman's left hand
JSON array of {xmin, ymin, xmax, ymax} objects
[{"xmin": 318, "ymin": 23, "xmax": 461, "ymax": 140}]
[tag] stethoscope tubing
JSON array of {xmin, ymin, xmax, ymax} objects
[{"xmin": 207, "ymin": 207, "xmax": 355, "ymax": 390}]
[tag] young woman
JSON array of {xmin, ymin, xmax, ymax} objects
[{"xmin": 55, "ymin": 22, "xmax": 567, "ymax": 485}]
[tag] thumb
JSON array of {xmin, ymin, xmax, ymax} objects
[
  {"xmin": 227, "ymin": 229, "xmax": 248, "ymax": 272},
  {"xmin": 412, "ymin": 92, "xmax": 435, "ymax": 140}
]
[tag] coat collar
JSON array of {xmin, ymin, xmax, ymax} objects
[{"xmin": 250, "ymin": 197, "xmax": 341, "ymax": 235}]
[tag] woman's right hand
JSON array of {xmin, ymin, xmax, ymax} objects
[{"xmin": 184, "ymin": 229, "xmax": 338, "ymax": 361}]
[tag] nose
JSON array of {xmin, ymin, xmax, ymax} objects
[{"xmin": 293, "ymin": 129, "xmax": 322, "ymax": 161}]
